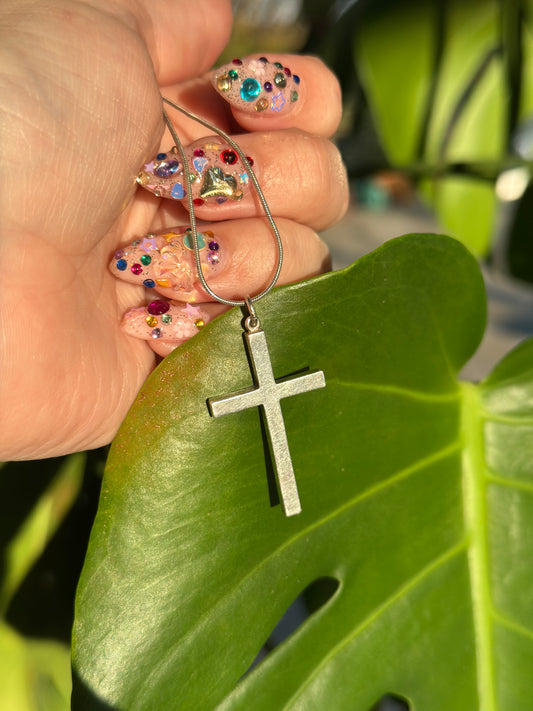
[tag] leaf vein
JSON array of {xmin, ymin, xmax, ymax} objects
[
  {"xmin": 331, "ymin": 380, "xmax": 460, "ymax": 403},
  {"xmin": 461, "ymin": 383, "xmax": 496, "ymax": 710},
  {"xmin": 478, "ymin": 411, "xmax": 533, "ymax": 426},
  {"xmin": 493, "ymin": 610, "xmax": 533, "ymax": 642},
  {"xmin": 485, "ymin": 471, "xmax": 533, "ymax": 496},
  {"xmin": 158, "ymin": 441, "xmax": 462, "ymax": 665}
]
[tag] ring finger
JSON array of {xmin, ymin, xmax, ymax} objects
[
  {"xmin": 111, "ymin": 217, "xmax": 330, "ymax": 304},
  {"xmin": 111, "ymin": 216, "xmax": 330, "ymax": 355}
]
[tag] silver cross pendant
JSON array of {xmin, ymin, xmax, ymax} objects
[{"xmin": 207, "ymin": 308, "xmax": 326, "ymax": 516}]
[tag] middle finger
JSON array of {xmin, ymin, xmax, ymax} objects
[{"xmin": 140, "ymin": 128, "xmax": 349, "ymax": 232}]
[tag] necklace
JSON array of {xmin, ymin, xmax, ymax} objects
[{"xmin": 153, "ymin": 97, "xmax": 326, "ymax": 516}]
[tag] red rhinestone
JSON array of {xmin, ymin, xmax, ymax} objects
[
  {"xmin": 221, "ymin": 149, "xmax": 237, "ymax": 165},
  {"xmin": 284, "ymin": 67, "xmax": 292, "ymax": 77},
  {"xmin": 148, "ymin": 300, "xmax": 170, "ymax": 316},
  {"xmin": 193, "ymin": 198, "xmax": 205, "ymax": 206},
  {"xmin": 131, "ymin": 263, "xmax": 143, "ymax": 275},
  {"xmin": 193, "ymin": 148, "xmax": 205, "ymax": 157},
  {"xmin": 232, "ymin": 58, "xmax": 243, "ymax": 65},
  {"xmin": 246, "ymin": 156, "xmax": 254, "ymax": 166}
]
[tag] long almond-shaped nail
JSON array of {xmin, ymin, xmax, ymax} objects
[
  {"xmin": 121, "ymin": 299, "xmax": 210, "ymax": 341},
  {"xmin": 111, "ymin": 227, "xmax": 223, "ymax": 295},
  {"xmin": 136, "ymin": 137, "xmax": 255, "ymax": 205},
  {"xmin": 211, "ymin": 57, "xmax": 300, "ymax": 115}
]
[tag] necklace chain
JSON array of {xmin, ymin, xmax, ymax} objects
[{"xmin": 161, "ymin": 97, "xmax": 283, "ymax": 309}]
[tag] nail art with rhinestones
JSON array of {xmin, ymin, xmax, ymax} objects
[
  {"xmin": 121, "ymin": 299, "xmax": 211, "ymax": 341},
  {"xmin": 111, "ymin": 227, "xmax": 223, "ymax": 296},
  {"xmin": 211, "ymin": 56, "xmax": 300, "ymax": 115},
  {"xmin": 137, "ymin": 137, "xmax": 255, "ymax": 205}
]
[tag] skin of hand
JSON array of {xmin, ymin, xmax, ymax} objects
[{"xmin": 0, "ymin": 0, "xmax": 348, "ymax": 460}]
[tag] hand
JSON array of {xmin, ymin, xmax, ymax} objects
[{"xmin": 0, "ymin": 0, "xmax": 348, "ymax": 460}]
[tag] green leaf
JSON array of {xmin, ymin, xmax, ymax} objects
[
  {"xmin": 423, "ymin": 176, "xmax": 497, "ymax": 256},
  {"xmin": 355, "ymin": 1, "xmax": 436, "ymax": 166},
  {"xmin": 70, "ymin": 232, "xmax": 533, "ymax": 710},
  {"xmin": 0, "ymin": 453, "xmax": 86, "ymax": 613},
  {"xmin": 0, "ymin": 455, "xmax": 86, "ymax": 709},
  {"xmin": 470, "ymin": 338, "xmax": 533, "ymax": 707},
  {"xmin": 423, "ymin": 0, "xmax": 503, "ymax": 163},
  {"xmin": 520, "ymin": 16, "xmax": 533, "ymax": 129},
  {"xmin": 0, "ymin": 621, "xmax": 71, "ymax": 711},
  {"xmin": 354, "ymin": 0, "xmax": 511, "ymax": 256}
]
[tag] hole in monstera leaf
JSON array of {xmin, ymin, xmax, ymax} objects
[
  {"xmin": 370, "ymin": 694, "xmax": 411, "ymax": 710},
  {"xmin": 246, "ymin": 577, "xmax": 340, "ymax": 673},
  {"xmin": 269, "ymin": 576, "xmax": 340, "ymax": 646}
]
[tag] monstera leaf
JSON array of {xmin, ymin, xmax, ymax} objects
[
  {"xmin": 72, "ymin": 234, "xmax": 533, "ymax": 710},
  {"xmin": 354, "ymin": 0, "xmax": 533, "ymax": 256}
]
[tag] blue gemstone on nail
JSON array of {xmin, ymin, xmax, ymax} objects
[
  {"xmin": 171, "ymin": 183, "xmax": 185, "ymax": 199},
  {"xmin": 293, "ymin": 74, "xmax": 300, "ymax": 84},
  {"xmin": 143, "ymin": 279, "xmax": 156, "ymax": 288},
  {"xmin": 240, "ymin": 78, "xmax": 261, "ymax": 102},
  {"xmin": 156, "ymin": 153, "xmax": 167, "ymax": 160},
  {"xmin": 116, "ymin": 259, "xmax": 127, "ymax": 271},
  {"xmin": 193, "ymin": 156, "xmax": 208, "ymax": 173}
]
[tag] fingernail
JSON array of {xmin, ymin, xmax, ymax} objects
[
  {"xmin": 110, "ymin": 227, "xmax": 223, "ymax": 295},
  {"xmin": 121, "ymin": 299, "xmax": 210, "ymax": 341},
  {"xmin": 136, "ymin": 138, "xmax": 255, "ymax": 205},
  {"xmin": 211, "ymin": 56, "xmax": 300, "ymax": 115},
  {"xmin": 136, "ymin": 148, "xmax": 186, "ymax": 199}
]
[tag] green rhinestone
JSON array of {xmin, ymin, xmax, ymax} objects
[
  {"xmin": 274, "ymin": 72, "xmax": 287, "ymax": 88},
  {"xmin": 228, "ymin": 69, "xmax": 238, "ymax": 80},
  {"xmin": 290, "ymin": 90, "xmax": 299, "ymax": 103},
  {"xmin": 161, "ymin": 314, "xmax": 172, "ymax": 324},
  {"xmin": 140, "ymin": 254, "xmax": 152, "ymax": 266},
  {"xmin": 274, "ymin": 62, "xmax": 283, "ymax": 69},
  {"xmin": 183, "ymin": 231, "xmax": 206, "ymax": 250}
]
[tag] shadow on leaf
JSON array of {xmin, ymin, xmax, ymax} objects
[
  {"xmin": 71, "ymin": 669, "xmax": 121, "ymax": 711},
  {"xmin": 370, "ymin": 693, "xmax": 410, "ymax": 710}
]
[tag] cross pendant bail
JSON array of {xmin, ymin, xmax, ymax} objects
[{"xmin": 207, "ymin": 308, "xmax": 326, "ymax": 516}]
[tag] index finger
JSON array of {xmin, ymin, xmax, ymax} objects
[
  {"xmin": 164, "ymin": 54, "xmax": 343, "ymax": 142},
  {"xmin": 211, "ymin": 54, "xmax": 343, "ymax": 138}
]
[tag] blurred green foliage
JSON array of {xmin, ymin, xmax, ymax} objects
[
  {"xmin": 302, "ymin": 0, "xmax": 533, "ymax": 270},
  {"xmin": 0, "ymin": 453, "xmax": 103, "ymax": 710},
  {"xmin": 227, "ymin": 0, "xmax": 533, "ymax": 274}
]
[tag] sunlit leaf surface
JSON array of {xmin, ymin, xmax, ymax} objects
[{"xmin": 72, "ymin": 235, "xmax": 533, "ymax": 710}]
